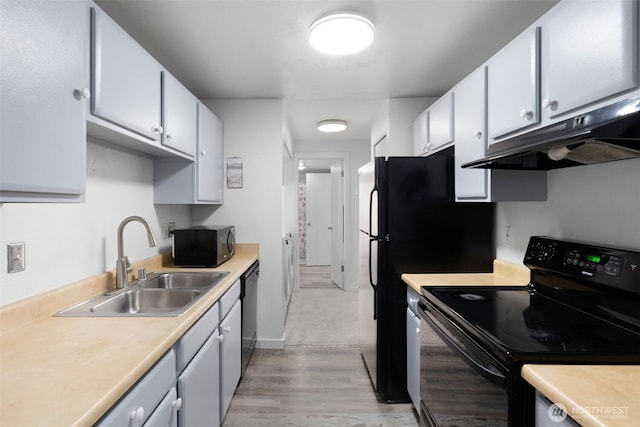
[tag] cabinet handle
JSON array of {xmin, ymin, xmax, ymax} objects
[
  {"xmin": 519, "ymin": 109, "xmax": 533, "ymax": 120},
  {"xmin": 130, "ymin": 406, "xmax": 145, "ymax": 424},
  {"xmin": 73, "ymin": 87, "xmax": 91, "ymax": 100},
  {"xmin": 416, "ymin": 327, "xmax": 421, "ymax": 334},
  {"xmin": 542, "ymin": 98, "xmax": 558, "ymax": 110},
  {"xmin": 153, "ymin": 126, "xmax": 164, "ymax": 135},
  {"xmin": 172, "ymin": 397, "xmax": 183, "ymax": 411},
  {"xmin": 474, "ymin": 130, "xmax": 482, "ymax": 139},
  {"xmin": 216, "ymin": 334, "xmax": 224, "ymax": 342},
  {"xmin": 200, "ymin": 149, "xmax": 207, "ymax": 157},
  {"xmin": 223, "ymin": 325, "xmax": 231, "ymax": 334},
  {"xmin": 166, "ymin": 133, "xmax": 173, "ymax": 141}
]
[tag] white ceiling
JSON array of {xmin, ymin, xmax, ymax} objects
[{"xmin": 96, "ymin": 0, "xmax": 558, "ymax": 143}]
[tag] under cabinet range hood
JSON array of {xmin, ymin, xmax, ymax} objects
[{"xmin": 463, "ymin": 95, "xmax": 640, "ymax": 170}]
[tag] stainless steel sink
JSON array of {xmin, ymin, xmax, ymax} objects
[
  {"xmin": 55, "ymin": 271, "xmax": 229, "ymax": 317},
  {"xmin": 138, "ymin": 272, "xmax": 227, "ymax": 289}
]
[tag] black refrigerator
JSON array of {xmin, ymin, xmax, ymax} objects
[{"xmin": 358, "ymin": 149, "xmax": 494, "ymax": 402}]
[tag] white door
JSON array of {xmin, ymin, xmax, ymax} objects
[
  {"xmin": 330, "ymin": 163, "xmax": 344, "ymax": 289},
  {"xmin": 306, "ymin": 173, "xmax": 332, "ymax": 266}
]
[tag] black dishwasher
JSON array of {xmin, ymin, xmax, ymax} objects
[{"xmin": 240, "ymin": 260, "xmax": 259, "ymax": 378}]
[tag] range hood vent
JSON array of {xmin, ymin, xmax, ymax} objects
[{"xmin": 463, "ymin": 95, "xmax": 640, "ymax": 170}]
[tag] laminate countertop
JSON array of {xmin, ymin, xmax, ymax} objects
[
  {"xmin": 522, "ymin": 364, "xmax": 640, "ymax": 427},
  {"xmin": 0, "ymin": 244, "xmax": 259, "ymax": 427},
  {"xmin": 402, "ymin": 259, "xmax": 531, "ymax": 293}
]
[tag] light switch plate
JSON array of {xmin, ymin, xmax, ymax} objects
[{"xmin": 8, "ymin": 242, "xmax": 26, "ymax": 273}]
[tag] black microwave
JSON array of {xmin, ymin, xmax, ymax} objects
[{"xmin": 172, "ymin": 226, "xmax": 236, "ymax": 267}]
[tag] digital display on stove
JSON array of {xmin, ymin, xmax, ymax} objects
[{"xmin": 585, "ymin": 254, "xmax": 602, "ymax": 263}]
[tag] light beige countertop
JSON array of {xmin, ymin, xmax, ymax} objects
[
  {"xmin": 402, "ymin": 259, "xmax": 530, "ymax": 293},
  {"xmin": 522, "ymin": 364, "xmax": 640, "ymax": 427},
  {"xmin": 0, "ymin": 244, "xmax": 258, "ymax": 427}
]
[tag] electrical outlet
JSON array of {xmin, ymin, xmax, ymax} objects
[
  {"xmin": 162, "ymin": 222, "xmax": 176, "ymax": 239},
  {"xmin": 8, "ymin": 242, "xmax": 25, "ymax": 273},
  {"xmin": 505, "ymin": 226, "xmax": 513, "ymax": 246}
]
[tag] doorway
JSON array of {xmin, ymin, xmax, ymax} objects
[{"xmin": 297, "ymin": 157, "xmax": 345, "ymax": 290}]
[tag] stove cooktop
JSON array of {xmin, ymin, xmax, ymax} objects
[{"xmin": 422, "ymin": 286, "xmax": 640, "ymax": 356}]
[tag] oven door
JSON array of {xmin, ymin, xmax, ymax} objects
[{"xmin": 418, "ymin": 298, "xmax": 508, "ymax": 427}]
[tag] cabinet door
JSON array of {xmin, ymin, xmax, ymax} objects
[
  {"xmin": 412, "ymin": 111, "xmax": 428, "ymax": 156},
  {"xmin": 197, "ymin": 104, "xmax": 224, "ymax": 203},
  {"xmin": 406, "ymin": 308, "xmax": 420, "ymax": 413},
  {"xmin": 219, "ymin": 300, "xmax": 241, "ymax": 423},
  {"xmin": 454, "ymin": 67, "xmax": 488, "ymax": 199},
  {"xmin": 91, "ymin": 7, "xmax": 162, "ymax": 141},
  {"xmin": 162, "ymin": 72, "xmax": 197, "ymax": 156},
  {"xmin": 488, "ymin": 26, "xmax": 540, "ymax": 140},
  {"xmin": 428, "ymin": 93, "xmax": 454, "ymax": 151},
  {"xmin": 0, "ymin": 0, "xmax": 87, "ymax": 201},
  {"xmin": 541, "ymin": 0, "xmax": 638, "ymax": 118},
  {"xmin": 178, "ymin": 330, "xmax": 221, "ymax": 427},
  {"xmin": 144, "ymin": 387, "xmax": 179, "ymax": 427}
]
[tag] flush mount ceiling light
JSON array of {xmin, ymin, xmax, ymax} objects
[
  {"xmin": 317, "ymin": 119, "xmax": 348, "ymax": 133},
  {"xmin": 308, "ymin": 13, "xmax": 375, "ymax": 55}
]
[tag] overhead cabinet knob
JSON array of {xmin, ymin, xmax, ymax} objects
[
  {"xmin": 519, "ymin": 109, "xmax": 533, "ymax": 120},
  {"xmin": 542, "ymin": 98, "xmax": 558, "ymax": 110},
  {"xmin": 74, "ymin": 87, "xmax": 91, "ymax": 100}
]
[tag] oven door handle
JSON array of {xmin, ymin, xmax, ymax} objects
[{"xmin": 419, "ymin": 303, "xmax": 506, "ymax": 387}]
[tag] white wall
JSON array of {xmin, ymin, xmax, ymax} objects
[
  {"xmin": 496, "ymin": 158, "xmax": 640, "ymax": 264},
  {"xmin": 294, "ymin": 139, "xmax": 370, "ymax": 293},
  {"xmin": 371, "ymin": 97, "xmax": 436, "ymax": 157},
  {"xmin": 0, "ymin": 138, "xmax": 191, "ymax": 305},
  {"xmin": 191, "ymin": 99, "xmax": 286, "ymax": 349}
]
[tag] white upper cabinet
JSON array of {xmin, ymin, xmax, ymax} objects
[
  {"xmin": 153, "ymin": 103, "xmax": 224, "ymax": 204},
  {"xmin": 197, "ymin": 104, "xmax": 224, "ymax": 203},
  {"xmin": 428, "ymin": 92, "xmax": 454, "ymax": 151},
  {"xmin": 453, "ymin": 67, "xmax": 547, "ymax": 202},
  {"xmin": 162, "ymin": 72, "xmax": 197, "ymax": 157},
  {"xmin": 412, "ymin": 110, "xmax": 428, "ymax": 156},
  {"xmin": 454, "ymin": 67, "xmax": 488, "ymax": 199},
  {"xmin": 488, "ymin": 27, "xmax": 540, "ymax": 141},
  {"xmin": 0, "ymin": 1, "xmax": 88, "ymax": 202},
  {"xmin": 541, "ymin": 0, "xmax": 638, "ymax": 118},
  {"xmin": 91, "ymin": 6, "xmax": 162, "ymax": 142}
]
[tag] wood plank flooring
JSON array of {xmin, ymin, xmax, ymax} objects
[{"xmin": 222, "ymin": 266, "xmax": 419, "ymax": 426}]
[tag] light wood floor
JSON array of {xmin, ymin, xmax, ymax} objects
[{"xmin": 222, "ymin": 265, "xmax": 418, "ymax": 426}]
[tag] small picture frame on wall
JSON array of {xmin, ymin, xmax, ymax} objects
[{"xmin": 227, "ymin": 157, "xmax": 243, "ymax": 189}]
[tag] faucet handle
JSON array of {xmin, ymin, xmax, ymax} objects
[
  {"xmin": 138, "ymin": 267, "xmax": 147, "ymax": 280},
  {"xmin": 124, "ymin": 256, "xmax": 132, "ymax": 273}
]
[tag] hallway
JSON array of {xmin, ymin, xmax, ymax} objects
[{"xmin": 222, "ymin": 266, "xmax": 418, "ymax": 426}]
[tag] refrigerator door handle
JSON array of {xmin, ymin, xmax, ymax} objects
[
  {"xmin": 369, "ymin": 188, "xmax": 378, "ymax": 239},
  {"xmin": 368, "ymin": 238, "xmax": 378, "ymax": 320}
]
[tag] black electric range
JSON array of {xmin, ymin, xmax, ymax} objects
[{"xmin": 418, "ymin": 236, "xmax": 640, "ymax": 427}]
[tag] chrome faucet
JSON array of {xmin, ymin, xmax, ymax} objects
[{"xmin": 116, "ymin": 216, "xmax": 157, "ymax": 289}]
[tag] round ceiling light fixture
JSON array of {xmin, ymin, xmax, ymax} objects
[
  {"xmin": 317, "ymin": 119, "xmax": 348, "ymax": 133},
  {"xmin": 308, "ymin": 13, "xmax": 375, "ymax": 55}
]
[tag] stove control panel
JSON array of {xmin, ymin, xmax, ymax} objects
[
  {"xmin": 564, "ymin": 249, "xmax": 623, "ymax": 277},
  {"xmin": 525, "ymin": 236, "xmax": 640, "ymax": 294}
]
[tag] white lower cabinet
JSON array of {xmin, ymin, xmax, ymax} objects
[
  {"xmin": 176, "ymin": 303, "xmax": 221, "ymax": 427},
  {"xmin": 96, "ymin": 350, "xmax": 177, "ymax": 427},
  {"xmin": 144, "ymin": 387, "xmax": 179, "ymax": 427},
  {"xmin": 178, "ymin": 330, "xmax": 221, "ymax": 426},
  {"xmin": 220, "ymin": 299, "xmax": 242, "ymax": 423},
  {"xmin": 535, "ymin": 392, "xmax": 580, "ymax": 427},
  {"xmin": 406, "ymin": 288, "xmax": 421, "ymax": 413}
]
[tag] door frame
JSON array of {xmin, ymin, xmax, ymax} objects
[{"xmin": 293, "ymin": 151, "xmax": 352, "ymax": 292}]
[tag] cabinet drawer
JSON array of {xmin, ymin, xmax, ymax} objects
[
  {"xmin": 143, "ymin": 387, "xmax": 178, "ymax": 427},
  {"xmin": 97, "ymin": 349, "xmax": 176, "ymax": 426},
  {"xmin": 219, "ymin": 280, "xmax": 241, "ymax": 322},
  {"xmin": 176, "ymin": 303, "xmax": 219, "ymax": 373}
]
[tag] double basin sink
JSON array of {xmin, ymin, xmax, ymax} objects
[{"xmin": 56, "ymin": 271, "xmax": 229, "ymax": 317}]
